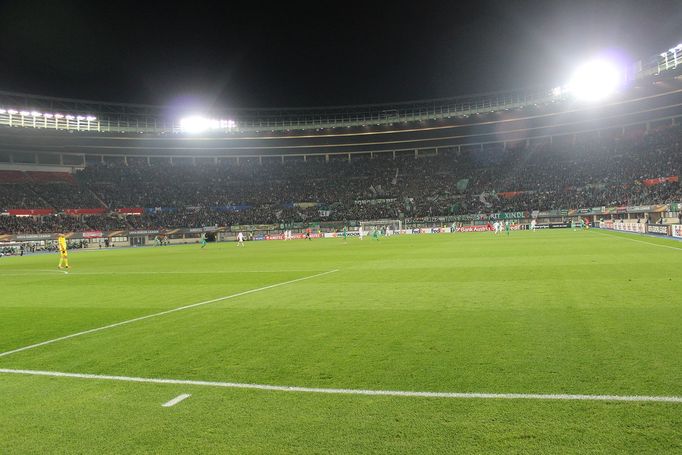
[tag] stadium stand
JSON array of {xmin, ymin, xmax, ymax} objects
[{"xmin": 1, "ymin": 123, "xmax": 680, "ymax": 234}]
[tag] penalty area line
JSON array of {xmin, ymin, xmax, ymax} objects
[
  {"xmin": 0, "ymin": 269, "xmax": 339, "ymax": 359},
  {"xmin": 162, "ymin": 393, "xmax": 191, "ymax": 407},
  {"xmin": 1, "ymin": 368, "xmax": 681, "ymax": 403}
]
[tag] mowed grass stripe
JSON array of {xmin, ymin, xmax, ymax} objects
[{"xmin": 0, "ymin": 270, "xmax": 338, "ymax": 359}]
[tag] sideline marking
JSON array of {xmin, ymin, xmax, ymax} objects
[
  {"xmin": 1, "ymin": 368, "xmax": 681, "ymax": 403},
  {"xmin": 594, "ymin": 230, "xmax": 682, "ymax": 251},
  {"xmin": 0, "ymin": 269, "xmax": 339, "ymax": 358},
  {"xmin": 162, "ymin": 393, "xmax": 191, "ymax": 407},
  {"xmin": 0, "ymin": 270, "xmax": 323, "ymax": 277}
]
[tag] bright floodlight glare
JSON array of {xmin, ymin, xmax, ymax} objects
[
  {"xmin": 567, "ymin": 59, "xmax": 622, "ymax": 102},
  {"xmin": 180, "ymin": 115, "xmax": 212, "ymax": 133}
]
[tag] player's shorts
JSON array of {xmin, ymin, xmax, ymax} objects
[{"xmin": 60, "ymin": 251, "xmax": 68, "ymax": 258}]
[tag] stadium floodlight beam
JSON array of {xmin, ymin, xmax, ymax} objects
[
  {"xmin": 180, "ymin": 115, "xmax": 212, "ymax": 133},
  {"xmin": 566, "ymin": 59, "xmax": 622, "ymax": 102},
  {"xmin": 180, "ymin": 115, "xmax": 237, "ymax": 133}
]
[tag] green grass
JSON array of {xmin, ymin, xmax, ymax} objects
[{"xmin": 1, "ymin": 230, "xmax": 681, "ymax": 453}]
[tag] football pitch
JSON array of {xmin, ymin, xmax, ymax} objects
[{"xmin": 1, "ymin": 229, "xmax": 681, "ymax": 453}]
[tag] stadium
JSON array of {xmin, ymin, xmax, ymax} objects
[{"xmin": 1, "ymin": 3, "xmax": 682, "ymax": 453}]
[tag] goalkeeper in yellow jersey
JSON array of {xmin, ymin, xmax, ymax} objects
[{"xmin": 57, "ymin": 234, "xmax": 70, "ymax": 270}]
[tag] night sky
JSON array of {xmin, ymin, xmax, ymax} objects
[{"xmin": 0, "ymin": 0, "xmax": 679, "ymax": 110}]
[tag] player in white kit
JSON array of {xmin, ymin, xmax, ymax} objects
[
  {"xmin": 493, "ymin": 221, "xmax": 501, "ymax": 235},
  {"xmin": 237, "ymin": 231, "xmax": 245, "ymax": 246},
  {"xmin": 530, "ymin": 219, "xmax": 537, "ymax": 231}
]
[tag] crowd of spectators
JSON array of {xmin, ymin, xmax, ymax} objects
[{"xmin": 1, "ymin": 124, "xmax": 681, "ymax": 234}]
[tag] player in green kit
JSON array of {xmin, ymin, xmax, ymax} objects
[
  {"xmin": 505, "ymin": 220, "xmax": 511, "ymax": 236},
  {"xmin": 578, "ymin": 218, "xmax": 585, "ymax": 230},
  {"xmin": 342, "ymin": 226, "xmax": 348, "ymax": 242},
  {"xmin": 372, "ymin": 228, "xmax": 380, "ymax": 241},
  {"xmin": 200, "ymin": 232, "xmax": 207, "ymax": 248}
]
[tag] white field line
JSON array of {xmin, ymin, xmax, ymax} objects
[
  {"xmin": 0, "ymin": 269, "xmax": 338, "ymax": 358},
  {"xmin": 162, "ymin": 393, "xmax": 191, "ymax": 407},
  {"xmin": 0, "ymin": 270, "xmax": 323, "ymax": 277},
  {"xmin": 1, "ymin": 368, "xmax": 681, "ymax": 403},
  {"xmin": 594, "ymin": 230, "xmax": 682, "ymax": 251}
]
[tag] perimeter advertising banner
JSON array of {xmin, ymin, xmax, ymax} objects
[
  {"xmin": 456, "ymin": 225, "xmax": 492, "ymax": 232},
  {"xmin": 646, "ymin": 225, "xmax": 670, "ymax": 235},
  {"xmin": 452, "ymin": 211, "xmax": 527, "ymax": 221},
  {"xmin": 600, "ymin": 221, "xmax": 646, "ymax": 233},
  {"xmin": 672, "ymin": 225, "xmax": 682, "ymax": 238}
]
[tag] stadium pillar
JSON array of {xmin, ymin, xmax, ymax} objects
[
  {"xmin": 124, "ymin": 156, "xmax": 128, "ymax": 166},
  {"xmin": 348, "ymin": 153, "xmax": 351, "ymax": 162},
  {"xmin": 281, "ymin": 155, "xmax": 285, "ymax": 164},
  {"xmin": 259, "ymin": 156, "xmax": 262, "ymax": 165},
  {"xmin": 236, "ymin": 157, "xmax": 240, "ymax": 165},
  {"xmin": 414, "ymin": 149, "xmax": 418, "ymax": 158},
  {"xmin": 214, "ymin": 157, "xmax": 218, "ymax": 165},
  {"xmin": 147, "ymin": 156, "xmax": 151, "ymax": 165},
  {"xmin": 392, "ymin": 151, "xmax": 396, "ymax": 159},
  {"xmin": 303, "ymin": 155, "xmax": 307, "ymax": 162},
  {"xmin": 170, "ymin": 156, "xmax": 173, "ymax": 166},
  {"xmin": 325, "ymin": 154, "xmax": 329, "ymax": 162},
  {"xmin": 370, "ymin": 152, "xmax": 374, "ymax": 159}
]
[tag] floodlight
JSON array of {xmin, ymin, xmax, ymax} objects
[
  {"xmin": 65, "ymin": 115, "xmax": 75, "ymax": 120},
  {"xmin": 43, "ymin": 113, "xmax": 53, "ymax": 118},
  {"xmin": 8, "ymin": 109, "xmax": 18, "ymax": 115},
  {"xmin": 180, "ymin": 115, "xmax": 211, "ymax": 133},
  {"xmin": 54, "ymin": 113, "xmax": 64, "ymax": 119},
  {"xmin": 31, "ymin": 111, "xmax": 42, "ymax": 117},
  {"xmin": 567, "ymin": 59, "xmax": 622, "ymax": 102},
  {"xmin": 0, "ymin": 109, "xmax": 5, "ymax": 114},
  {"xmin": 76, "ymin": 116, "xmax": 85, "ymax": 121},
  {"xmin": 20, "ymin": 111, "xmax": 30, "ymax": 116},
  {"xmin": 86, "ymin": 115, "xmax": 96, "ymax": 121}
]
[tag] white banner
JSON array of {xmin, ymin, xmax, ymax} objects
[{"xmin": 672, "ymin": 225, "xmax": 682, "ymax": 238}]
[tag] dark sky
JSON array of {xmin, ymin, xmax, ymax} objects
[{"xmin": 0, "ymin": 0, "xmax": 680, "ymax": 110}]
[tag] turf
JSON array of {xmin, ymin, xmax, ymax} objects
[{"xmin": 1, "ymin": 229, "xmax": 681, "ymax": 453}]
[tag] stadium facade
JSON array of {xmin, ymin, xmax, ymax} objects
[{"xmin": 0, "ymin": 43, "xmax": 681, "ymax": 247}]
